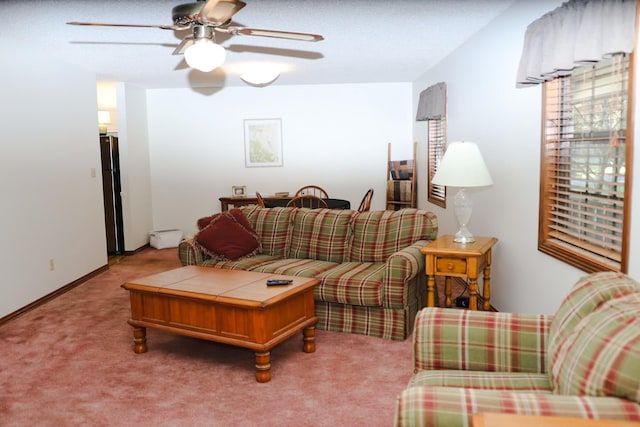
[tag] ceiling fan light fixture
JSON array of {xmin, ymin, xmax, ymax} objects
[
  {"xmin": 184, "ymin": 39, "xmax": 226, "ymax": 72},
  {"xmin": 241, "ymin": 66, "xmax": 281, "ymax": 86}
]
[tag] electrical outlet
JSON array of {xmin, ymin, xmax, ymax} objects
[
  {"xmin": 49, "ymin": 258, "xmax": 55, "ymax": 271},
  {"xmin": 455, "ymin": 296, "xmax": 469, "ymax": 308}
]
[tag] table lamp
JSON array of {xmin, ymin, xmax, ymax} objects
[
  {"xmin": 432, "ymin": 141, "xmax": 493, "ymax": 243},
  {"xmin": 98, "ymin": 110, "xmax": 111, "ymax": 135}
]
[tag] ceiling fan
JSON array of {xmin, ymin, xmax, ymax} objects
[{"xmin": 67, "ymin": 0, "xmax": 324, "ymax": 73}]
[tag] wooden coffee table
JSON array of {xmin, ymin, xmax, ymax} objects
[{"xmin": 122, "ymin": 266, "xmax": 318, "ymax": 382}]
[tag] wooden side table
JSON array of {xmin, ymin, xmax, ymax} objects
[
  {"xmin": 219, "ymin": 195, "xmax": 296, "ymax": 211},
  {"xmin": 219, "ymin": 196, "xmax": 260, "ymax": 211},
  {"xmin": 420, "ymin": 235, "xmax": 498, "ymax": 310}
]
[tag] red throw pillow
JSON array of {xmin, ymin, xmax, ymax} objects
[
  {"xmin": 197, "ymin": 213, "xmax": 219, "ymax": 230},
  {"xmin": 195, "ymin": 213, "xmax": 260, "ymax": 260},
  {"xmin": 227, "ymin": 208, "xmax": 254, "ymax": 231},
  {"xmin": 196, "ymin": 209, "xmax": 252, "ymax": 231}
]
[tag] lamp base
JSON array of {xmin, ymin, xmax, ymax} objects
[
  {"xmin": 453, "ymin": 225, "xmax": 475, "ymax": 244},
  {"xmin": 453, "ymin": 188, "xmax": 475, "ymax": 244}
]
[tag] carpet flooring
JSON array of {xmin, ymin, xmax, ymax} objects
[{"xmin": 0, "ymin": 248, "xmax": 435, "ymax": 427}]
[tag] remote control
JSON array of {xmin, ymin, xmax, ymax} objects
[{"xmin": 266, "ymin": 279, "xmax": 293, "ymax": 286}]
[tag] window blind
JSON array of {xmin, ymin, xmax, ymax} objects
[
  {"xmin": 540, "ymin": 53, "xmax": 631, "ymax": 272},
  {"xmin": 427, "ymin": 117, "xmax": 446, "ymax": 207}
]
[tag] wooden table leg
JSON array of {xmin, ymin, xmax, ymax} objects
[
  {"xmin": 303, "ymin": 326, "xmax": 316, "ymax": 353},
  {"xmin": 255, "ymin": 351, "xmax": 272, "ymax": 383},
  {"xmin": 132, "ymin": 326, "xmax": 147, "ymax": 354},
  {"xmin": 482, "ymin": 262, "xmax": 492, "ymax": 311},
  {"xmin": 468, "ymin": 277, "xmax": 478, "ymax": 311},
  {"xmin": 444, "ymin": 277, "xmax": 452, "ymax": 308},
  {"xmin": 427, "ymin": 275, "xmax": 436, "ymax": 307}
]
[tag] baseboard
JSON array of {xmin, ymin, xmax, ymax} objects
[
  {"xmin": 124, "ymin": 243, "xmax": 149, "ymax": 255},
  {"xmin": 0, "ymin": 264, "xmax": 109, "ymax": 326},
  {"xmin": 108, "ymin": 243, "xmax": 150, "ymax": 257}
]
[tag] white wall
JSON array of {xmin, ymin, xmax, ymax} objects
[
  {"xmin": 146, "ymin": 83, "xmax": 414, "ymax": 236},
  {"xmin": 414, "ymin": 0, "xmax": 640, "ymax": 314},
  {"xmin": 116, "ymin": 83, "xmax": 153, "ymax": 251},
  {"xmin": 0, "ymin": 46, "xmax": 107, "ymax": 318}
]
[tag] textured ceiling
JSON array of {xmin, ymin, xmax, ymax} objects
[{"xmin": 1, "ymin": 0, "xmax": 516, "ymax": 88}]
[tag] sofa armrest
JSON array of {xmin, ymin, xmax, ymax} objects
[
  {"xmin": 413, "ymin": 308, "xmax": 551, "ymax": 374},
  {"xmin": 382, "ymin": 240, "xmax": 429, "ymax": 307},
  {"xmin": 177, "ymin": 238, "xmax": 210, "ymax": 266}
]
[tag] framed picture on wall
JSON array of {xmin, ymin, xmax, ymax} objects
[{"xmin": 244, "ymin": 118, "xmax": 283, "ymax": 167}]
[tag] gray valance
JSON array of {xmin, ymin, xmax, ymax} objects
[
  {"xmin": 416, "ymin": 82, "xmax": 446, "ymax": 121},
  {"xmin": 516, "ymin": 0, "xmax": 636, "ymax": 88}
]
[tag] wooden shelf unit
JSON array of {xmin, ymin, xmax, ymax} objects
[{"xmin": 386, "ymin": 142, "xmax": 417, "ymax": 210}]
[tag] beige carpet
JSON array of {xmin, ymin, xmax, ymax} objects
[{"xmin": 1, "ymin": 248, "xmax": 427, "ymax": 426}]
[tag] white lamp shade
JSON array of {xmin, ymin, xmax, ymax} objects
[
  {"xmin": 184, "ymin": 39, "xmax": 226, "ymax": 72},
  {"xmin": 432, "ymin": 141, "xmax": 493, "ymax": 187}
]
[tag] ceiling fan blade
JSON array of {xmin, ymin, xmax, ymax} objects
[
  {"xmin": 67, "ymin": 21, "xmax": 186, "ymax": 31},
  {"xmin": 198, "ymin": 0, "xmax": 246, "ymax": 25},
  {"xmin": 225, "ymin": 26, "xmax": 324, "ymax": 42},
  {"xmin": 172, "ymin": 36, "xmax": 195, "ymax": 55}
]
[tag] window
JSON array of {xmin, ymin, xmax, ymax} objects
[
  {"xmin": 417, "ymin": 81, "xmax": 447, "ymax": 207},
  {"xmin": 427, "ymin": 116, "xmax": 446, "ymax": 208},
  {"xmin": 539, "ymin": 53, "xmax": 633, "ymax": 273}
]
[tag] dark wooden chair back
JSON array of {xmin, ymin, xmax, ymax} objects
[
  {"xmin": 286, "ymin": 195, "xmax": 329, "ymax": 209},
  {"xmin": 294, "ymin": 185, "xmax": 329, "ymax": 199},
  {"xmin": 358, "ymin": 188, "xmax": 374, "ymax": 212}
]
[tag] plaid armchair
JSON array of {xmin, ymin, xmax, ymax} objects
[{"xmin": 394, "ymin": 272, "xmax": 640, "ymax": 426}]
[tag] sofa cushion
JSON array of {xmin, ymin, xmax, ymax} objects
[
  {"xmin": 201, "ymin": 254, "xmax": 280, "ymax": 270},
  {"xmin": 240, "ymin": 206, "xmax": 293, "ymax": 258},
  {"xmin": 350, "ymin": 209, "xmax": 438, "ymax": 262},
  {"xmin": 248, "ymin": 258, "xmax": 338, "ymax": 278},
  {"xmin": 287, "ymin": 208, "xmax": 355, "ymax": 263},
  {"xmin": 550, "ymin": 292, "xmax": 640, "ymax": 402},
  {"xmin": 408, "ymin": 370, "xmax": 552, "ymax": 391},
  {"xmin": 315, "ymin": 262, "xmax": 385, "ymax": 306},
  {"xmin": 194, "ymin": 212, "xmax": 260, "ymax": 260}
]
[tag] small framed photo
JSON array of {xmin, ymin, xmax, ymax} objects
[{"xmin": 232, "ymin": 185, "xmax": 247, "ymax": 198}]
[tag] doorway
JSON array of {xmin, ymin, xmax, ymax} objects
[{"xmin": 99, "ymin": 135, "xmax": 125, "ymax": 254}]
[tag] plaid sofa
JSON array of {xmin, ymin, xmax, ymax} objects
[
  {"xmin": 394, "ymin": 272, "xmax": 640, "ymax": 426},
  {"xmin": 178, "ymin": 206, "xmax": 438, "ymax": 340}
]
